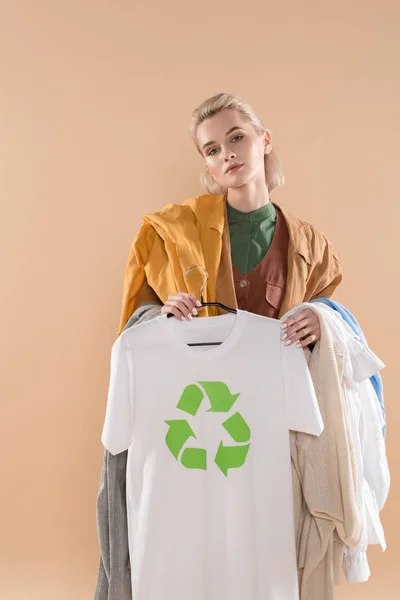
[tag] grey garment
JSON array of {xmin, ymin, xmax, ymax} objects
[{"xmin": 94, "ymin": 303, "xmax": 162, "ymax": 600}]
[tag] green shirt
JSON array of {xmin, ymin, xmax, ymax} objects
[{"xmin": 226, "ymin": 200, "xmax": 277, "ymax": 274}]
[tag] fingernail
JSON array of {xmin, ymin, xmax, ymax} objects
[
  {"xmin": 281, "ymin": 333, "xmax": 288, "ymax": 341},
  {"xmin": 187, "ymin": 314, "xmax": 192, "ymax": 320},
  {"xmin": 285, "ymin": 340, "xmax": 292, "ymax": 346},
  {"xmin": 181, "ymin": 316, "xmax": 185, "ymax": 321},
  {"xmin": 192, "ymin": 308, "xmax": 198, "ymax": 316},
  {"xmin": 296, "ymin": 342, "xmax": 302, "ymax": 348},
  {"xmin": 281, "ymin": 322, "xmax": 287, "ymax": 329},
  {"xmin": 196, "ymin": 300, "xmax": 202, "ymax": 307}
]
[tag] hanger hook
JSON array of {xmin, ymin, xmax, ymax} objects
[{"xmin": 184, "ymin": 265, "xmax": 209, "ymax": 302}]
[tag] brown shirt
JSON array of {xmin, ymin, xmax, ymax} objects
[{"xmin": 232, "ymin": 207, "xmax": 289, "ymax": 319}]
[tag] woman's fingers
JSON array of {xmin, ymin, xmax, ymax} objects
[
  {"xmin": 284, "ymin": 325, "xmax": 311, "ymax": 344},
  {"xmin": 162, "ymin": 304, "xmax": 185, "ymax": 320},
  {"xmin": 169, "ymin": 300, "xmax": 194, "ymax": 320},
  {"xmin": 161, "ymin": 293, "xmax": 204, "ymax": 320},
  {"xmin": 281, "ymin": 309, "xmax": 321, "ymax": 347},
  {"xmin": 177, "ymin": 293, "xmax": 202, "ymax": 317},
  {"xmin": 161, "ymin": 300, "xmax": 189, "ymax": 320},
  {"xmin": 282, "ymin": 309, "xmax": 309, "ymax": 330},
  {"xmin": 281, "ymin": 318, "xmax": 310, "ymax": 343},
  {"xmin": 296, "ymin": 334, "xmax": 317, "ymax": 348},
  {"xmin": 281, "ymin": 310, "xmax": 321, "ymax": 348}
]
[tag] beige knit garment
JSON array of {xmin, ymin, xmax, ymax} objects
[{"xmin": 290, "ymin": 305, "xmax": 363, "ymax": 600}]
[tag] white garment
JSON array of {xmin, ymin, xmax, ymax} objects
[
  {"xmin": 311, "ymin": 303, "xmax": 389, "ymax": 584},
  {"xmin": 284, "ymin": 303, "xmax": 362, "ymax": 600},
  {"xmin": 101, "ymin": 310, "xmax": 323, "ymax": 600}
]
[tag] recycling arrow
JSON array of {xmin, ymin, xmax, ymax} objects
[
  {"xmin": 214, "ymin": 441, "xmax": 250, "ymax": 477},
  {"xmin": 177, "ymin": 384, "xmax": 204, "ymax": 416},
  {"xmin": 222, "ymin": 412, "xmax": 250, "ymax": 443},
  {"xmin": 165, "ymin": 419, "xmax": 196, "ymax": 459},
  {"xmin": 198, "ymin": 382, "xmax": 240, "ymax": 412},
  {"xmin": 181, "ymin": 447, "xmax": 207, "ymax": 470},
  {"xmin": 165, "ymin": 382, "xmax": 251, "ymax": 476}
]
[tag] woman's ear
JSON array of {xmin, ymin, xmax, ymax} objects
[{"xmin": 263, "ymin": 129, "xmax": 273, "ymax": 155}]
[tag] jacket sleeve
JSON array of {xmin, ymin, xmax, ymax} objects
[
  {"xmin": 306, "ymin": 229, "xmax": 343, "ymax": 301},
  {"xmin": 118, "ymin": 223, "xmax": 162, "ymax": 335}
]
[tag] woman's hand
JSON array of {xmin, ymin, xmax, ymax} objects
[
  {"xmin": 280, "ymin": 308, "xmax": 321, "ymax": 348},
  {"xmin": 160, "ymin": 292, "xmax": 205, "ymax": 321}
]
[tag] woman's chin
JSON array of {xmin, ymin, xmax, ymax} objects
[
  {"xmin": 223, "ymin": 173, "xmax": 248, "ymax": 188},
  {"xmin": 227, "ymin": 176, "xmax": 249, "ymax": 189}
]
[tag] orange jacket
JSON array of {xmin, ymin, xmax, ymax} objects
[{"xmin": 118, "ymin": 194, "xmax": 343, "ymax": 334}]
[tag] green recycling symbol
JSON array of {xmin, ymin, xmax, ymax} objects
[{"xmin": 165, "ymin": 382, "xmax": 251, "ymax": 477}]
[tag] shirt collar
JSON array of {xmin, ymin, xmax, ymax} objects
[{"xmin": 226, "ymin": 200, "xmax": 276, "ymax": 224}]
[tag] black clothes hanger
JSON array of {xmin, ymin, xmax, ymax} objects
[{"xmin": 166, "ymin": 265, "xmax": 237, "ymax": 347}]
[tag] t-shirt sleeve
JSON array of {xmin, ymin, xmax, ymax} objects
[
  {"xmin": 101, "ymin": 334, "xmax": 135, "ymax": 455},
  {"xmin": 281, "ymin": 341, "xmax": 324, "ymax": 436}
]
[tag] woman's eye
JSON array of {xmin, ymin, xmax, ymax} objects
[{"xmin": 207, "ymin": 137, "xmax": 242, "ymax": 156}]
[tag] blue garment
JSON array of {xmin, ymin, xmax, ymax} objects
[{"xmin": 310, "ymin": 297, "xmax": 386, "ymax": 437}]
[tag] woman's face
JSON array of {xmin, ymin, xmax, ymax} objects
[{"xmin": 196, "ymin": 109, "xmax": 272, "ymax": 190}]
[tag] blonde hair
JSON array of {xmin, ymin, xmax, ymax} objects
[{"xmin": 190, "ymin": 92, "xmax": 285, "ymax": 195}]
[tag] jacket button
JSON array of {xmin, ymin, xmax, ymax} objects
[{"xmin": 239, "ymin": 279, "xmax": 248, "ymax": 288}]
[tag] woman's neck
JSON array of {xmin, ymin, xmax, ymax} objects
[{"xmin": 226, "ymin": 178, "xmax": 270, "ymax": 213}]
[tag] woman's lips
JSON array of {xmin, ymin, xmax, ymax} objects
[{"xmin": 226, "ymin": 164, "xmax": 244, "ymax": 174}]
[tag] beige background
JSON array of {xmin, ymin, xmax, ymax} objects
[{"xmin": 0, "ymin": 1, "xmax": 398, "ymax": 598}]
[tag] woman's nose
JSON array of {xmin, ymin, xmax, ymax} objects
[{"xmin": 224, "ymin": 150, "xmax": 236, "ymax": 161}]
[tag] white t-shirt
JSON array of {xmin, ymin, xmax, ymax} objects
[{"xmin": 101, "ymin": 310, "xmax": 323, "ymax": 600}]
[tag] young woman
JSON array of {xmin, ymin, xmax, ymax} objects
[
  {"xmin": 95, "ymin": 94, "xmax": 351, "ymax": 600},
  {"xmin": 117, "ymin": 92, "xmax": 342, "ymax": 345}
]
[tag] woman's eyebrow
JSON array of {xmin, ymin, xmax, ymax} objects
[{"xmin": 202, "ymin": 126, "xmax": 242, "ymax": 152}]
